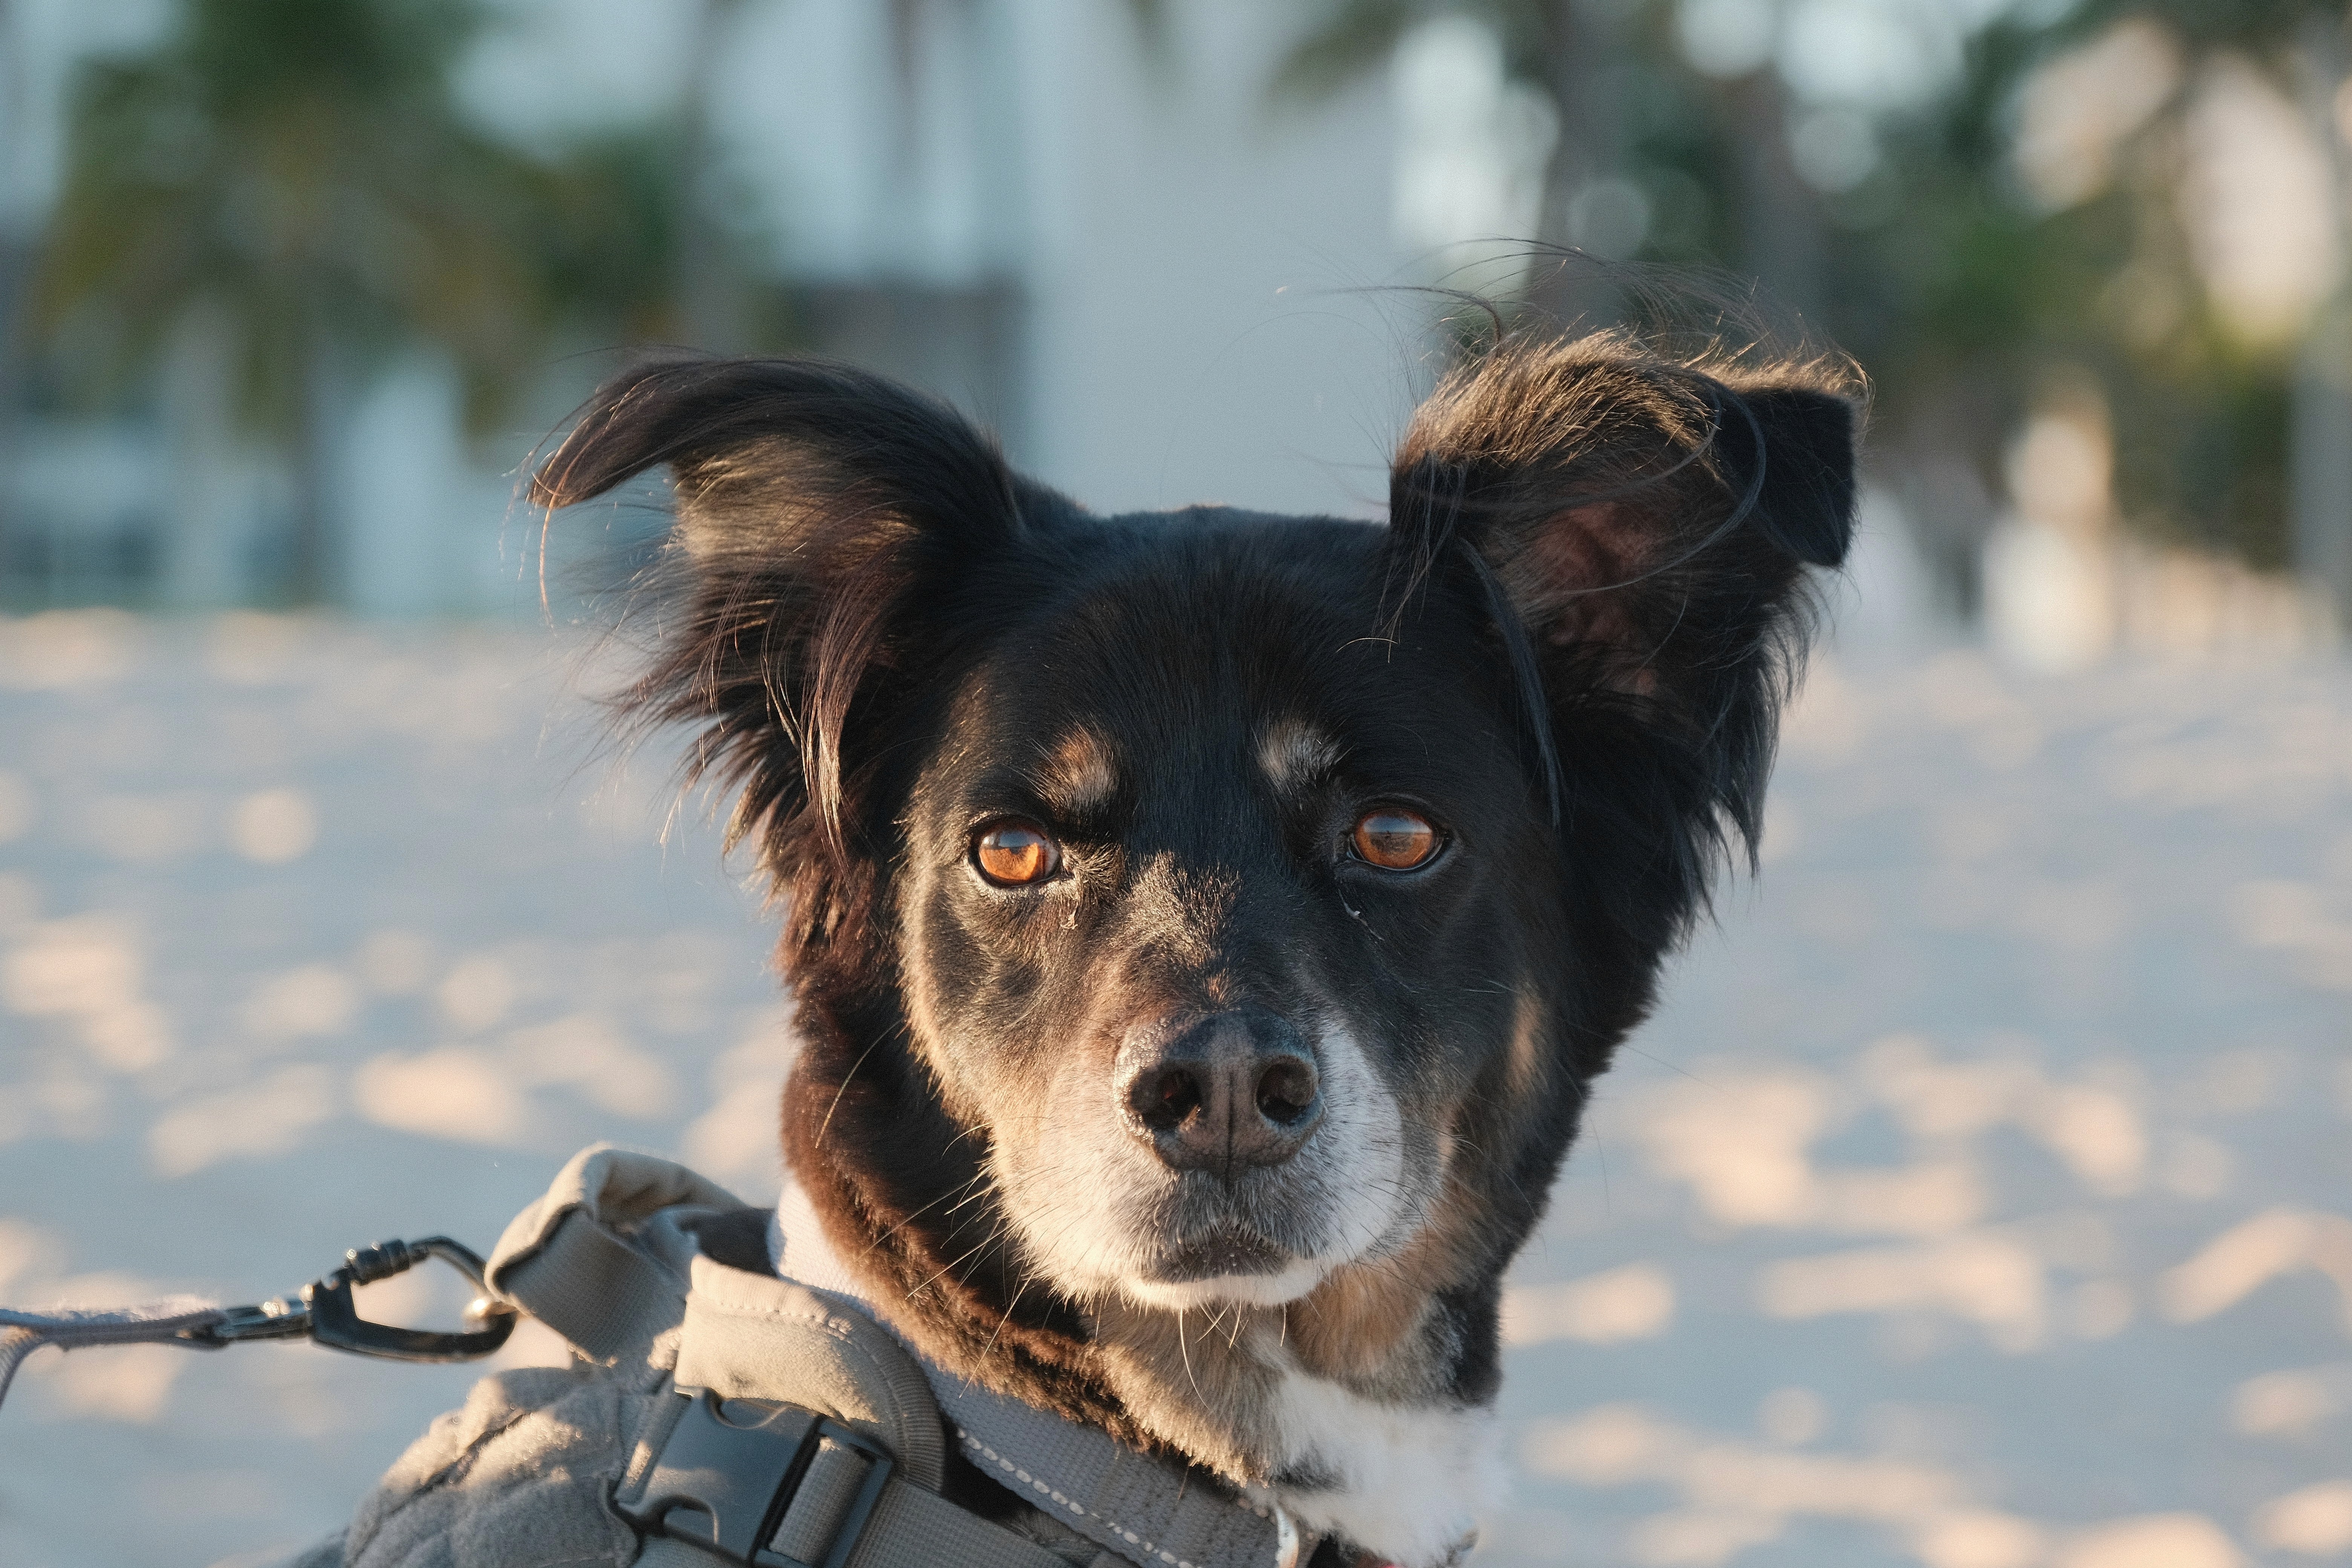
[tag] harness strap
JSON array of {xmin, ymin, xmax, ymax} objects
[
  {"xmin": 485, "ymin": 1143, "xmax": 739, "ymax": 1364},
  {"xmin": 771, "ymin": 1181, "xmax": 1296, "ymax": 1568},
  {"xmin": 832, "ymin": 1472, "xmax": 1118, "ymax": 1568},
  {"xmin": 485, "ymin": 1147, "xmax": 1106, "ymax": 1568}
]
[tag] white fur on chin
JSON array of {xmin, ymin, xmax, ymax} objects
[{"xmin": 1116, "ymin": 1256, "xmax": 1330, "ymax": 1310}]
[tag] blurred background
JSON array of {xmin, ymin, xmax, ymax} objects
[{"xmin": 1, "ymin": 2, "xmax": 2349, "ymax": 1566}]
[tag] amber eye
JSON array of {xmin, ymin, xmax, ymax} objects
[
  {"xmin": 973, "ymin": 820, "xmax": 1061, "ymax": 887},
  {"xmin": 1350, "ymin": 807, "xmax": 1441, "ymax": 871}
]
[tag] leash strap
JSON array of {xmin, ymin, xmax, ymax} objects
[
  {"xmin": 0, "ymin": 1299, "xmax": 227, "ymax": 1409},
  {"xmin": 0, "ymin": 1237, "xmax": 516, "ymax": 1413}
]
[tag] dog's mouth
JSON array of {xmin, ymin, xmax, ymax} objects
[{"xmin": 1142, "ymin": 1224, "xmax": 1292, "ymax": 1283}]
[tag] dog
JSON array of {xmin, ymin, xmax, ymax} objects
[{"xmin": 531, "ymin": 326, "xmax": 1858, "ymax": 1567}]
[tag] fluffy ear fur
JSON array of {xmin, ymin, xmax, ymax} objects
[
  {"xmin": 532, "ymin": 355, "xmax": 1033, "ymax": 865},
  {"xmin": 1387, "ymin": 333, "xmax": 1860, "ymax": 965},
  {"xmin": 532, "ymin": 356, "xmax": 1061, "ymax": 1024}
]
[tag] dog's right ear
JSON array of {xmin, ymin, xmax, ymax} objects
[
  {"xmin": 532, "ymin": 357, "xmax": 1029, "ymax": 861},
  {"xmin": 1386, "ymin": 334, "xmax": 1859, "ymax": 950}
]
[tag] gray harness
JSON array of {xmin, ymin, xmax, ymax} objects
[{"xmin": 0, "ymin": 1145, "xmax": 1308, "ymax": 1568}]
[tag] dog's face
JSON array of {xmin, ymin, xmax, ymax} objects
[
  {"xmin": 895, "ymin": 521, "xmax": 1541, "ymax": 1310},
  {"xmin": 536, "ymin": 335, "xmax": 1856, "ymax": 1563}
]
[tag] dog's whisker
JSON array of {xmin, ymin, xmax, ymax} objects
[
  {"xmin": 812, "ymin": 1035, "xmax": 889, "ymax": 1149},
  {"xmin": 981, "ymin": 1273, "xmax": 1033, "ymax": 1362},
  {"xmin": 904, "ymin": 1221, "xmax": 1018, "ymax": 1302},
  {"xmin": 867, "ymin": 1169, "xmax": 994, "ymax": 1251},
  {"xmin": 1175, "ymin": 1307, "xmax": 1200, "ymax": 1399}
]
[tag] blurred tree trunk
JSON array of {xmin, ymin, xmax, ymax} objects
[
  {"xmin": 1535, "ymin": 0, "xmax": 1604, "ymax": 243},
  {"xmin": 678, "ymin": 0, "xmax": 750, "ymax": 352},
  {"xmin": 1531, "ymin": 0, "xmax": 1621, "ymax": 323},
  {"xmin": 1727, "ymin": 72, "xmax": 1825, "ymax": 328},
  {"xmin": 0, "ymin": 0, "xmax": 26, "ymax": 565},
  {"xmin": 1526, "ymin": 3, "xmax": 1827, "ymax": 330},
  {"xmin": 2291, "ymin": 320, "xmax": 2352, "ymax": 623},
  {"xmin": 160, "ymin": 306, "xmax": 245, "ymax": 607},
  {"xmin": 287, "ymin": 290, "xmax": 342, "ymax": 605},
  {"xmin": 2292, "ymin": 15, "xmax": 2352, "ymax": 626}
]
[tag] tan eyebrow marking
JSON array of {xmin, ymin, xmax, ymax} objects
[
  {"xmin": 1257, "ymin": 717, "xmax": 1343, "ymax": 793},
  {"xmin": 1037, "ymin": 727, "xmax": 1118, "ymax": 815}
]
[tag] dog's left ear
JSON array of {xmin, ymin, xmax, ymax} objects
[
  {"xmin": 1390, "ymin": 338, "xmax": 1859, "ymax": 868},
  {"xmin": 532, "ymin": 355, "xmax": 1040, "ymax": 870}
]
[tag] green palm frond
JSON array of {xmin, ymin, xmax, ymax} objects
[
  {"xmin": 32, "ymin": 0, "xmax": 676, "ymax": 439},
  {"xmin": 1271, "ymin": 0, "xmax": 1423, "ymax": 101}
]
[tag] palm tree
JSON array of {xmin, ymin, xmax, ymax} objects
[
  {"xmin": 2064, "ymin": 0, "xmax": 2351, "ymax": 610},
  {"xmin": 1905, "ymin": 0, "xmax": 2352, "ymax": 591},
  {"xmin": 30, "ymin": 0, "xmax": 583, "ymax": 603},
  {"xmin": 0, "ymin": 0, "xmax": 32, "ymax": 566}
]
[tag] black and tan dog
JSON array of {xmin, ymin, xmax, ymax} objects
[{"xmin": 533, "ymin": 328, "xmax": 1857, "ymax": 1566}]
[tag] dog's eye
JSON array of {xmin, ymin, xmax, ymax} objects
[
  {"xmin": 973, "ymin": 819, "xmax": 1061, "ymax": 886},
  {"xmin": 1350, "ymin": 808, "xmax": 1441, "ymax": 871}
]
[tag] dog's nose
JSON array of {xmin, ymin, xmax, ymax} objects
[{"xmin": 1118, "ymin": 1009, "xmax": 1323, "ymax": 1174}]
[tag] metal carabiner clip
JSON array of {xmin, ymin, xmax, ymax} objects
[{"xmin": 185, "ymin": 1236, "xmax": 518, "ymax": 1363}]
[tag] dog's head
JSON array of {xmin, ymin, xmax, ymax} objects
[{"xmin": 536, "ymin": 330, "xmax": 1854, "ymax": 1501}]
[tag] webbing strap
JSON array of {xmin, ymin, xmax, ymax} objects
[
  {"xmin": 636, "ymin": 1476, "xmax": 1106, "ymax": 1568},
  {"xmin": 772, "ymin": 1184, "xmax": 1291, "ymax": 1568},
  {"xmin": 496, "ymin": 1208, "xmax": 685, "ymax": 1363},
  {"xmin": 634, "ymin": 1492, "xmax": 1093, "ymax": 1568},
  {"xmin": 848, "ymin": 1474, "xmax": 1116, "ymax": 1568},
  {"xmin": 0, "ymin": 1299, "xmax": 226, "ymax": 1410},
  {"xmin": 485, "ymin": 1144, "xmax": 740, "ymax": 1364},
  {"xmin": 947, "ymin": 1395, "xmax": 1285, "ymax": 1568}
]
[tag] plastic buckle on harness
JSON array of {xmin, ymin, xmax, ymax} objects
[{"xmin": 623, "ymin": 1388, "xmax": 894, "ymax": 1568}]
